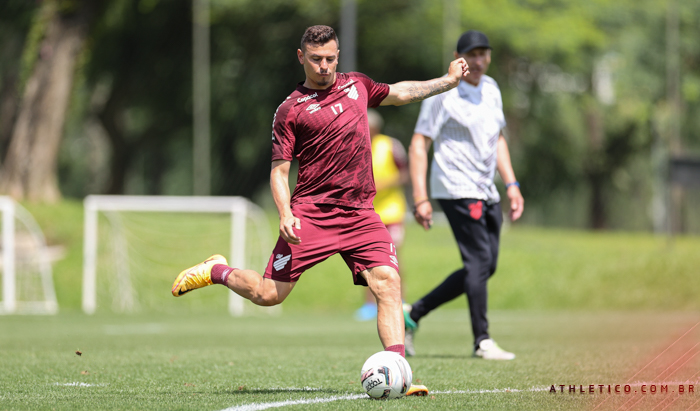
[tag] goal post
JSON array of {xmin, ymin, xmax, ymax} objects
[
  {"xmin": 82, "ymin": 195, "xmax": 273, "ymax": 316},
  {"xmin": 0, "ymin": 197, "xmax": 59, "ymax": 315},
  {"xmin": 1, "ymin": 197, "xmax": 14, "ymax": 313}
]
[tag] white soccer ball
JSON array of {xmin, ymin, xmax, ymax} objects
[{"xmin": 360, "ymin": 351, "xmax": 412, "ymax": 399}]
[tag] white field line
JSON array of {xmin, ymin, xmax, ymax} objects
[
  {"xmin": 220, "ymin": 394, "xmax": 366, "ymax": 411},
  {"xmin": 53, "ymin": 382, "xmax": 106, "ymax": 387},
  {"xmin": 220, "ymin": 383, "xmax": 700, "ymax": 411},
  {"xmin": 220, "ymin": 386, "xmax": 550, "ymax": 411}
]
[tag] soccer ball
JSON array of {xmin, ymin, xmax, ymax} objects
[{"xmin": 360, "ymin": 351, "xmax": 412, "ymax": 399}]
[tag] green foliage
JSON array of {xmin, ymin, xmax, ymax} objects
[
  {"xmin": 1, "ymin": 311, "xmax": 698, "ymax": 410},
  {"xmin": 12, "ymin": 1, "xmax": 46, "ymax": 91},
  {"xmin": 4, "ymin": 0, "xmax": 700, "ymax": 229},
  {"xmin": 463, "ymin": 0, "xmax": 606, "ymax": 68}
]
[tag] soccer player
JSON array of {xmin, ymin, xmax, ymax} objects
[
  {"xmin": 172, "ymin": 25, "xmax": 467, "ymax": 372},
  {"xmin": 404, "ymin": 30, "xmax": 524, "ymax": 360},
  {"xmin": 355, "ymin": 109, "xmax": 408, "ymax": 321}
]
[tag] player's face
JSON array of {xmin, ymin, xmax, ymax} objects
[
  {"xmin": 297, "ymin": 40, "xmax": 339, "ymax": 90},
  {"xmin": 455, "ymin": 48, "xmax": 491, "ymax": 86}
]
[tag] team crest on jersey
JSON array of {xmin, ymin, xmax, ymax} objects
[
  {"xmin": 306, "ymin": 103, "xmax": 321, "ymax": 114},
  {"xmin": 273, "ymin": 254, "xmax": 291, "ymax": 271},
  {"xmin": 344, "ymin": 84, "xmax": 359, "ymax": 100}
]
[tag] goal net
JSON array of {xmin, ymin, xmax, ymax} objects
[
  {"xmin": 82, "ymin": 195, "xmax": 275, "ymax": 316},
  {"xmin": 0, "ymin": 197, "xmax": 59, "ymax": 315}
]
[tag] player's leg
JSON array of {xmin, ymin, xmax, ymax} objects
[
  {"xmin": 171, "ymin": 255, "xmax": 296, "ymax": 306},
  {"xmin": 405, "ymin": 198, "xmax": 494, "ymax": 355},
  {"xmin": 356, "ymin": 289, "xmax": 378, "ymax": 321},
  {"xmin": 486, "ymin": 202, "xmax": 503, "ymax": 279},
  {"xmin": 472, "ymin": 201, "xmax": 501, "ymax": 324},
  {"xmin": 408, "ymin": 199, "xmax": 482, "ymax": 324},
  {"xmin": 340, "ymin": 208, "xmax": 404, "ymax": 353},
  {"xmin": 172, "ymin": 203, "xmax": 331, "ymax": 306},
  {"xmin": 361, "ymin": 265, "xmax": 404, "ymax": 350},
  {"xmin": 472, "ymin": 202, "xmax": 514, "ymax": 360},
  {"xmin": 408, "ymin": 268, "xmax": 465, "ymax": 323},
  {"xmin": 226, "ymin": 269, "xmax": 296, "ymax": 306},
  {"xmin": 441, "ymin": 199, "xmax": 492, "ymax": 346},
  {"xmin": 438, "ymin": 199, "xmax": 512, "ymax": 359},
  {"xmin": 355, "ymin": 223, "xmax": 405, "ymax": 321}
]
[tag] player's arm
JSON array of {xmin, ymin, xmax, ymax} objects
[
  {"xmin": 380, "ymin": 58, "xmax": 468, "ymax": 106},
  {"xmin": 271, "ymin": 159, "xmax": 301, "ymax": 244},
  {"xmin": 409, "ymin": 133, "xmax": 433, "ymax": 230},
  {"xmin": 496, "ymin": 133, "xmax": 524, "ymax": 222}
]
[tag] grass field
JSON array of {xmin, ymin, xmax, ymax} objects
[
  {"xmin": 18, "ymin": 200, "xmax": 700, "ymax": 313},
  {"xmin": 1, "ymin": 310, "xmax": 699, "ymax": 410},
  {"xmin": 1, "ymin": 201, "xmax": 698, "ymax": 410}
]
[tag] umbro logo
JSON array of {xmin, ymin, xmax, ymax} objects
[
  {"xmin": 273, "ymin": 254, "xmax": 291, "ymax": 271},
  {"xmin": 306, "ymin": 103, "xmax": 321, "ymax": 114},
  {"xmin": 343, "ymin": 84, "xmax": 359, "ymax": 100}
]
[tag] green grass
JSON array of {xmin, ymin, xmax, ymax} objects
[
  {"xmin": 16, "ymin": 201, "xmax": 700, "ymax": 313},
  {"xmin": 1, "ymin": 311, "xmax": 699, "ymax": 410},
  {"xmin": 2, "ymin": 201, "xmax": 699, "ymax": 409}
]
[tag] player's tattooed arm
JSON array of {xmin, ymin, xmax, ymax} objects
[
  {"xmin": 381, "ymin": 57, "xmax": 468, "ymax": 106},
  {"xmin": 405, "ymin": 78, "xmax": 454, "ymax": 103}
]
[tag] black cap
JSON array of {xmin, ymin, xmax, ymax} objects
[{"xmin": 456, "ymin": 30, "xmax": 491, "ymax": 54}]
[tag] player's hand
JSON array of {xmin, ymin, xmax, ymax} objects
[
  {"xmin": 280, "ymin": 215, "xmax": 301, "ymax": 245},
  {"xmin": 507, "ymin": 185, "xmax": 524, "ymax": 222},
  {"xmin": 447, "ymin": 57, "xmax": 469, "ymax": 83},
  {"xmin": 413, "ymin": 201, "xmax": 433, "ymax": 231}
]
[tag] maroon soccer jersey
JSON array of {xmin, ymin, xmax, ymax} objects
[{"xmin": 271, "ymin": 72, "xmax": 390, "ymax": 208}]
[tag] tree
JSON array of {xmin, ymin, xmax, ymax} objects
[{"xmin": 0, "ymin": 0, "xmax": 95, "ymax": 202}]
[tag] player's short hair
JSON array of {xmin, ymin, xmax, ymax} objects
[{"xmin": 300, "ymin": 25, "xmax": 339, "ymax": 52}]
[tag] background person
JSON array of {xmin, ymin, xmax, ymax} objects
[
  {"xmin": 404, "ymin": 30, "xmax": 524, "ymax": 360},
  {"xmin": 355, "ymin": 109, "xmax": 409, "ymax": 321}
]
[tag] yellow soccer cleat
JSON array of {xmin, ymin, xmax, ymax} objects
[
  {"xmin": 406, "ymin": 384, "xmax": 429, "ymax": 397},
  {"xmin": 171, "ymin": 254, "xmax": 228, "ymax": 297}
]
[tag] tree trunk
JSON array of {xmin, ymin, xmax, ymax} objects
[
  {"xmin": 588, "ymin": 172, "xmax": 606, "ymax": 230},
  {"xmin": 97, "ymin": 78, "xmax": 136, "ymax": 195},
  {"xmin": 585, "ymin": 103, "xmax": 607, "ymax": 229},
  {"xmin": 0, "ymin": 71, "xmax": 19, "ymax": 157},
  {"xmin": 0, "ymin": 1, "xmax": 91, "ymax": 202}
]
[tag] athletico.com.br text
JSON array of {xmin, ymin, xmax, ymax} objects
[{"xmin": 549, "ymin": 384, "xmax": 695, "ymax": 394}]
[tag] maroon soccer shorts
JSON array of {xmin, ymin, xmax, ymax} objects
[{"xmin": 263, "ymin": 203, "xmax": 399, "ymax": 286}]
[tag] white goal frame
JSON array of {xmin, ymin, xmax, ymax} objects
[
  {"xmin": 82, "ymin": 195, "xmax": 272, "ymax": 316},
  {"xmin": 0, "ymin": 197, "xmax": 59, "ymax": 315}
]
